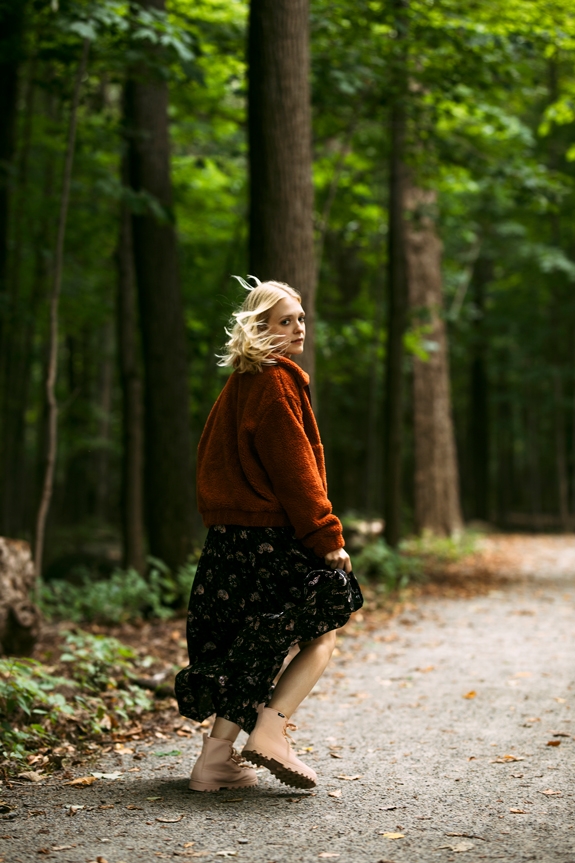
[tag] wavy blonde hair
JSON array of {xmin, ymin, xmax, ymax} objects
[{"xmin": 218, "ymin": 276, "xmax": 302, "ymax": 374}]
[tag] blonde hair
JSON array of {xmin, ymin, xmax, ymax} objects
[{"xmin": 218, "ymin": 276, "xmax": 302, "ymax": 374}]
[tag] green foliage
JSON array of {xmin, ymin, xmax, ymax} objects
[
  {"xmin": 0, "ymin": 630, "xmax": 154, "ymax": 765},
  {"xmin": 39, "ymin": 560, "xmax": 196, "ymax": 624},
  {"xmin": 401, "ymin": 529, "xmax": 480, "ymax": 565},
  {"xmin": 354, "ymin": 539, "xmax": 423, "ymax": 591}
]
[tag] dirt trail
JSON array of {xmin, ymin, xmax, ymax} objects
[{"xmin": 2, "ymin": 535, "xmax": 575, "ymax": 863}]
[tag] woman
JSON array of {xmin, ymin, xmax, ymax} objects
[{"xmin": 175, "ymin": 278, "xmax": 351, "ymax": 792}]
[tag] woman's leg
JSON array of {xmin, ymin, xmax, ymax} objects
[
  {"xmin": 211, "ymin": 717, "xmax": 241, "ymax": 742},
  {"xmin": 267, "ymin": 630, "xmax": 336, "ymax": 718}
]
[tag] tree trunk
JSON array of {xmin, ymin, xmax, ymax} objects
[
  {"xmin": 248, "ymin": 0, "xmax": 317, "ymax": 383},
  {"xmin": 0, "ymin": 537, "xmax": 40, "ymax": 657},
  {"xmin": 405, "ymin": 185, "xmax": 463, "ymax": 536},
  {"xmin": 34, "ymin": 39, "xmax": 89, "ymax": 579},
  {"xmin": 124, "ymin": 1, "xmax": 194, "ymax": 571},
  {"xmin": 95, "ymin": 322, "xmax": 114, "ymax": 521},
  {"xmin": 553, "ymin": 372, "xmax": 569, "ymax": 530},
  {"xmin": 383, "ymin": 0, "xmax": 409, "ymax": 548},
  {"xmin": 116, "ymin": 166, "xmax": 146, "ymax": 575},
  {"xmin": 468, "ymin": 255, "xmax": 491, "ymax": 520},
  {"xmin": 0, "ymin": 0, "xmax": 26, "ymax": 329}
]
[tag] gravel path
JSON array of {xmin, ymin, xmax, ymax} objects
[{"xmin": 2, "ymin": 536, "xmax": 575, "ymax": 863}]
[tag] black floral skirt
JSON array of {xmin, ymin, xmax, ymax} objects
[{"xmin": 174, "ymin": 525, "xmax": 333, "ymax": 733}]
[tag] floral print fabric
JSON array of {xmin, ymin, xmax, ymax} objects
[{"xmin": 174, "ymin": 525, "xmax": 331, "ymax": 733}]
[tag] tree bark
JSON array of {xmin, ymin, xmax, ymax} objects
[
  {"xmin": 0, "ymin": 537, "xmax": 40, "ymax": 657},
  {"xmin": 468, "ymin": 255, "xmax": 491, "ymax": 520},
  {"xmin": 0, "ymin": 0, "xmax": 26, "ymax": 327},
  {"xmin": 34, "ymin": 39, "xmax": 89, "ymax": 579},
  {"xmin": 248, "ymin": 0, "xmax": 317, "ymax": 383},
  {"xmin": 553, "ymin": 371, "xmax": 569, "ymax": 530},
  {"xmin": 116, "ymin": 163, "xmax": 146, "ymax": 574},
  {"xmin": 383, "ymin": 0, "xmax": 409, "ymax": 547},
  {"xmin": 405, "ymin": 185, "xmax": 463, "ymax": 536},
  {"xmin": 124, "ymin": 0, "xmax": 194, "ymax": 571}
]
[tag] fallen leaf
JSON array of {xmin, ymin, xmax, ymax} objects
[
  {"xmin": 215, "ymin": 853, "xmax": 237, "ymax": 858},
  {"xmin": 98, "ymin": 805, "xmax": 114, "ymax": 810},
  {"xmin": 336, "ymin": 774, "xmax": 362, "ymax": 781},
  {"xmin": 490, "ymin": 755, "xmax": 524, "ymax": 763},
  {"xmin": 153, "ymin": 750, "xmax": 181, "ymax": 757},
  {"xmin": 328, "ymin": 790, "xmax": 341, "ymax": 798},
  {"xmin": 329, "ymin": 753, "xmax": 343, "ymax": 759},
  {"xmin": 156, "ymin": 815, "xmax": 185, "ymax": 823},
  {"xmin": 52, "ymin": 846, "xmax": 75, "ymax": 852},
  {"xmin": 36, "ymin": 850, "xmax": 50, "ymax": 855},
  {"xmin": 379, "ymin": 833, "xmax": 404, "ymax": 840},
  {"xmin": 126, "ymin": 805, "xmax": 143, "ymax": 810},
  {"xmin": 445, "ymin": 833, "xmax": 485, "ymax": 841},
  {"xmin": 551, "ymin": 731, "xmax": 570, "ymax": 737},
  {"xmin": 183, "ymin": 844, "xmax": 195, "ymax": 849},
  {"xmin": 146, "ymin": 796, "xmax": 163, "ymax": 801},
  {"xmin": 318, "ymin": 855, "xmax": 340, "ymax": 859},
  {"xmin": 509, "ymin": 808, "xmax": 526, "ymax": 814},
  {"xmin": 63, "ymin": 805, "xmax": 84, "ymax": 816},
  {"xmin": 554, "ymin": 697, "xmax": 566, "ymax": 703},
  {"xmin": 17, "ymin": 771, "xmax": 45, "ymax": 782},
  {"xmin": 540, "ymin": 789, "xmax": 562, "ymax": 796},
  {"xmin": 463, "ymin": 691, "xmax": 476, "ymax": 700},
  {"xmin": 91, "ymin": 772, "xmax": 123, "ymax": 780},
  {"xmin": 418, "ymin": 665, "xmax": 435, "ymax": 673},
  {"xmin": 546, "ymin": 740, "xmax": 561, "ymax": 747},
  {"xmin": 443, "ymin": 841, "xmax": 474, "ymax": 852},
  {"xmin": 65, "ymin": 776, "xmax": 98, "ymax": 786}
]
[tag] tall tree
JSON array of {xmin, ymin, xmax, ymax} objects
[
  {"xmin": 383, "ymin": 0, "xmax": 409, "ymax": 547},
  {"xmin": 116, "ymin": 150, "xmax": 145, "ymax": 574},
  {"xmin": 467, "ymin": 254, "xmax": 491, "ymax": 521},
  {"xmin": 405, "ymin": 185, "xmax": 463, "ymax": 535},
  {"xmin": 34, "ymin": 38, "xmax": 90, "ymax": 578},
  {"xmin": 248, "ymin": 0, "xmax": 317, "ymax": 382},
  {"xmin": 124, "ymin": 0, "xmax": 194, "ymax": 571}
]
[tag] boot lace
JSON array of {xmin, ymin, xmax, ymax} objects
[
  {"xmin": 283, "ymin": 720, "xmax": 298, "ymax": 747},
  {"xmin": 230, "ymin": 747, "xmax": 251, "ymax": 769}
]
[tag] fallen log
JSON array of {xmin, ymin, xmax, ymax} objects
[{"xmin": 0, "ymin": 537, "xmax": 41, "ymax": 656}]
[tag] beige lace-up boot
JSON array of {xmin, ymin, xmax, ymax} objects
[
  {"xmin": 188, "ymin": 734, "xmax": 258, "ymax": 792},
  {"xmin": 242, "ymin": 707, "xmax": 317, "ymax": 789}
]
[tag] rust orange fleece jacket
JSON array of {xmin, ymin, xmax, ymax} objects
[{"xmin": 196, "ymin": 355, "xmax": 344, "ymax": 559}]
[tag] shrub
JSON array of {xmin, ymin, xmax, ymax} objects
[
  {"xmin": 39, "ymin": 558, "xmax": 197, "ymax": 624},
  {"xmin": 0, "ymin": 630, "xmax": 154, "ymax": 764},
  {"xmin": 354, "ymin": 539, "xmax": 423, "ymax": 590}
]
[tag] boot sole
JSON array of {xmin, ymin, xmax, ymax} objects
[
  {"xmin": 188, "ymin": 778, "xmax": 258, "ymax": 792},
  {"xmin": 242, "ymin": 749, "xmax": 317, "ymax": 789}
]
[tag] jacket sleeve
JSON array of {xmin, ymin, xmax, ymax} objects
[{"xmin": 254, "ymin": 392, "xmax": 344, "ymax": 558}]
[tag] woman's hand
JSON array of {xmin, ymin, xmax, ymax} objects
[{"xmin": 324, "ymin": 548, "xmax": 352, "ymax": 573}]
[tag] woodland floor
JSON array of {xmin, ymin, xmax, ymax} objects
[{"xmin": 2, "ymin": 534, "xmax": 575, "ymax": 863}]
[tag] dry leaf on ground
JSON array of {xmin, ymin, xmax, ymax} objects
[
  {"xmin": 336, "ymin": 775, "xmax": 362, "ymax": 781},
  {"xmin": 379, "ymin": 833, "xmax": 404, "ymax": 840},
  {"xmin": 318, "ymin": 854, "xmax": 340, "ymax": 859},
  {"xmin": 540, "ymin": 789, "xmax": 562, "ymax": 796},
  {"xmin": 462, "ymin": 691, "xmax": 476, "ymax": 699},
  {"xmin": 546, "ymin": 740, "xmax": 561, "ymax": 747},
  {"xmin": 64, "ymin": 776, "xmax": 98, "ymax": 786},
  {"xmin": 329, "ymin": 753, "xmax": 343, "ymax": 759},
  {"xmin": 490, "ymin": 755, "xmax": 524, "ymax": 763},
  {"xmin": 438, "ymin": 841, "xmax": 475, "ymax": 853},
  {"xmin": 328, "ymin": 790, "xmax": 342, "ymax": 798},
  {"xmin": 126, "ymin": 805, "xmax": 143, "ymax": 810},
  {"xmin": 156, "ymin": 815, "xmax": 185, "ymax": 823},
  {"xmin": 510, "ymin": 808, "xmax": 526, "ymax": 814},
  {"xmin": 52, "ymin": 845, "xmax": 75, "ymax": 851},
  {"xmin": 17, "ymin": 771, "xmax": 44, "ymax": 782}
]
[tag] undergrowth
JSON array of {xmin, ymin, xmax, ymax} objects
[
  {"xmin": 0, "ymin": 630, "xmax": 155, "ymax": 768},
  {"xmin": 39, "ymin": 558, "xmax": 197, "ymax": 624},
  {"xmin": 353, "ymin": 528, "xmax": 479, "ymax": 590}
]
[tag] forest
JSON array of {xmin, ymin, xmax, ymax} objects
[{"xmin": 1, "ymin": 0, "xmax": 575, "ymax": 587}]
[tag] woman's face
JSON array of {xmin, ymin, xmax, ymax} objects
[{"xmin": 266, "ymin": 296, "xmax": 306, "ymax": 356}]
